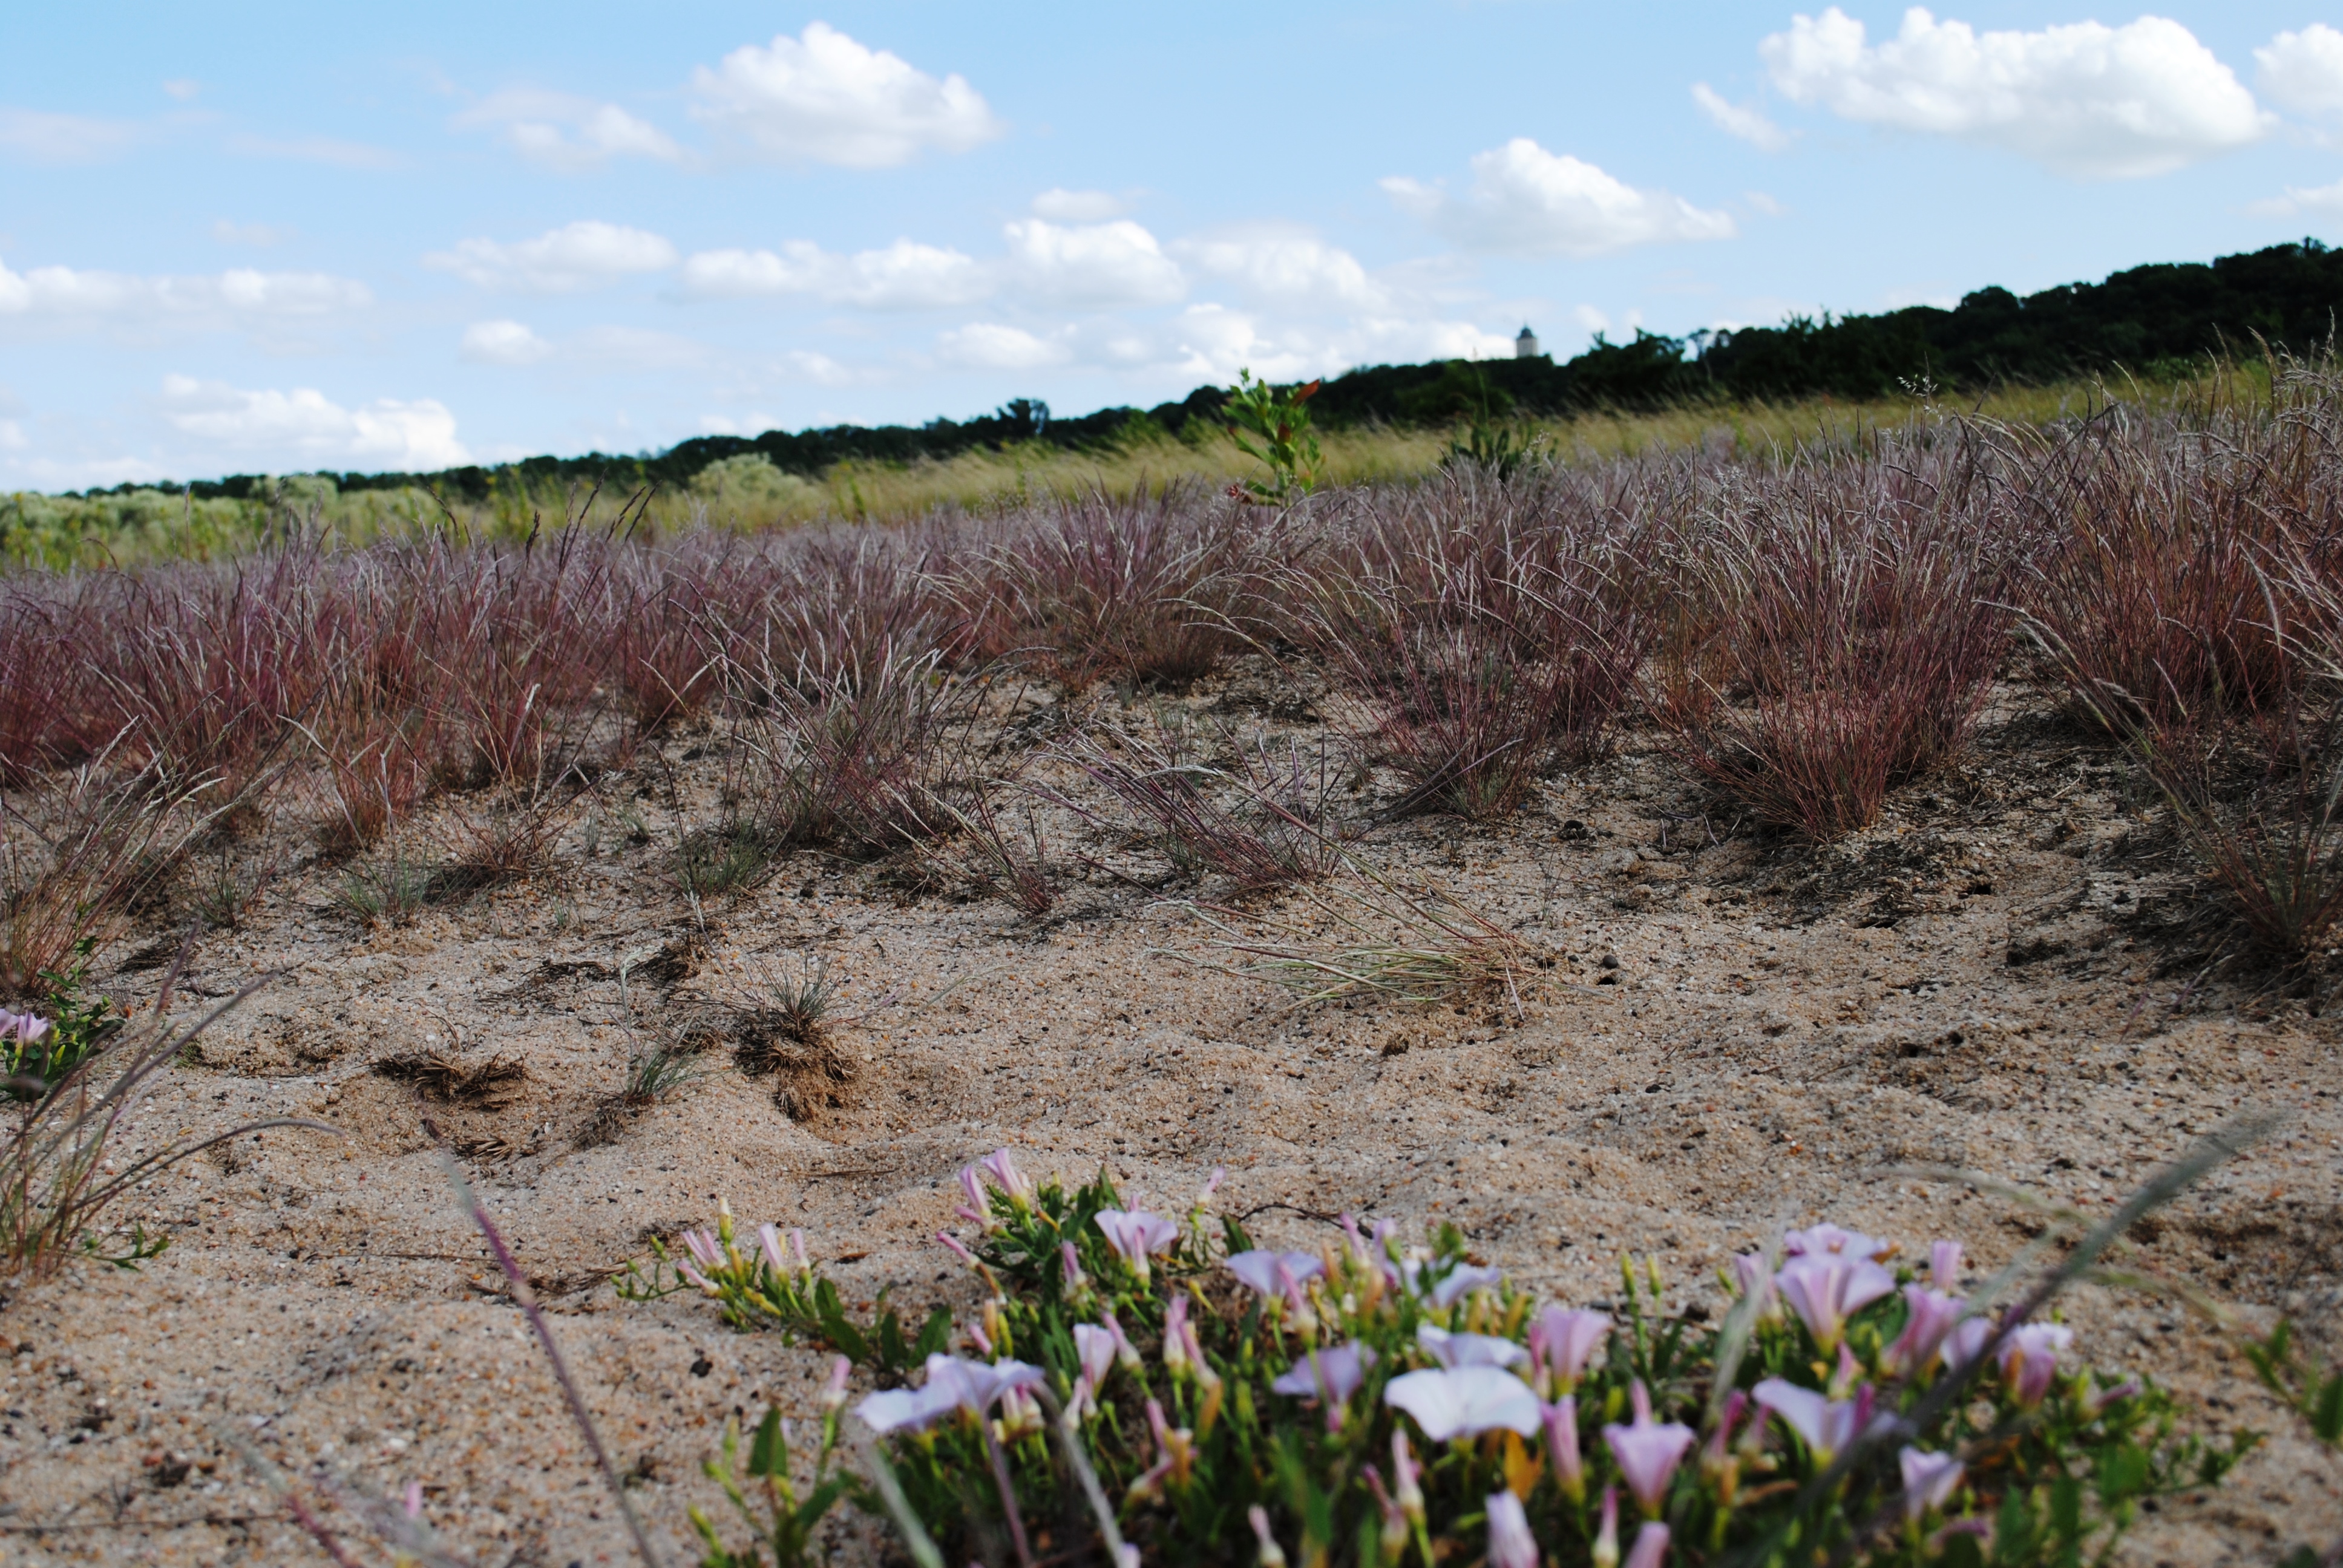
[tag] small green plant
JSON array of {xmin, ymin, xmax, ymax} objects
[
  {"xmin": 1224, "ymin": 370, "xmax": 1323, "ymax": 503},
  {"xmin": 678, "ymin": 817, "xmax": 782, "ymax": 899},
  {"xmin": 620, "ymin": 1201, "xmax": 952, "ymax": 1385},
  {"xmin": 2, "ymin": 941, "xmax": 119, "ymax": 1091},
  {"xmin": 693, "ymin": 1388, "xmax": 862, "ymax": 1568},
  {"xmin": 335, "ymin": 843, "xmax": 435, "ymax": 926}
]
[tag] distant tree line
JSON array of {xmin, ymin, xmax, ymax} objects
[{"xmin": 76, "ymin": 239, "xmax": 2343, "ymax": 503}]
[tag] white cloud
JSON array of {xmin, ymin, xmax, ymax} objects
[
  {"xmin": 937, "ymin": 322, "xmax": 1070, "ymax": 370},
  {"xmin": 1761, "ymin": 7, "xmax": 2269, "ymax": 179},
  {"xmin": 453, "ymin": 87, "xmax": 684, "ymax": 172},
  {"xmin": 158, "ymin": 374, "xmax": 471, "ymax": 469},
  {"xmin": 1384, "ymin": 139, "xmax": 1735, "ymax": 257},
  {"xmin": 1001, "ymin": 218, "xmax": 1185, "ymax": 309},
  {"xmin": 0, "ymin": 107, "xmax": 140, "ymax": 163},
  {"xmin": 2247, "ymin": 177, "xmax": 2343, "ymax": 217},
  {"xmin": 689, "ymin": 22, "xmax": 1003, "ymax": 168},
  {"xmin": 1031, "ymin": 188, "xmax": 1127, "ymax": 221},
  {"xmin": 212, "ymin": 220, "xmax": 294, "ymax": 247},
  {"xmin": 1745, "ymin": 191, "xmax": 1788, "ymax": 217},
  {"xmin": 1692, "ymin": 83, "xmax": 1792, "ymax": 151},
  {"xmin": 679, "ymin": 239, "xmax": 989, "ymax": 309},
  {"xmin": 1145, "ymin": 304, "xmax": 1515, "ymax": 384},
  {"xmin": 224, "ymin": 133, "xmax": 405, "ymax": 171},
  {"xmin": 424, "ymin": 221, "xmax": 679, "ymax": 292},
  {"xmin": 162, "ymin": 79, "xmax": 200, "ymax": 103},
  {"xmin": 2258, "ymin": 25, "xmax": 2343, "ymax": 119},
  {"xmin": 460, "ymin": 319, "xmax": 554, "ymax": 365},
  {"xmin": 569, "ymin": 325, "xmax": 712, "ymax": 372},
  {"xmin": 0, "ymin": 420, "xmax": 24, "ymax": 452},
  {"xmin": 0, "ymin": 260, "xmax": 372, "ymax": 324},
  {"xmin": 1175, "ymin": 230, "xmax": 1386, "ymax": 311}
]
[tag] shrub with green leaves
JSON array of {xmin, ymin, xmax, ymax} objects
[{"xmin": 650, "ymin": 1157, "xmax": 2252, "ymax": 1568}]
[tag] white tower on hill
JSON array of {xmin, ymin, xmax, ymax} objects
[{"xmin": 1515, "ymin": 325, "xmax": 1540, "ymax": 359}]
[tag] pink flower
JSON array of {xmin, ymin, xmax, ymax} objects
[
  {"xmin": 1069, "ymin": 1323, "xmax": 1116, "ymax": 1420},
  {"xmin": 1101, "ymin": 1308, "xmax": 1143, "ymax": 1370},
  {"xmin": 1249, "ymin": 1504, "xmax": 1288, "ymax": 1568},
  {"xmin": 820, "ymin": 1354, "xmax": 851, "ymax": 1411},
  {"xmin": 856, "ymin": 1354, "xmax": 1044, "ymax": 1433},
  {"xmin": 1544, "ymin": 1395, "xmax": 1584, "ymax": 1499},
  {"xmin": 1061, "ymin": 1240, "xmax": 1085, "ymax": 1290},
  {"xmin": 1783, "ymin": 1223, "xmax": 1890, "ymax": 1259},
  {"xmin": 978, "ymin": 1149, "xmax": 1035, "ymax": 1209},
  {"xmin": 1416, "ymin": 1324, "xmax": 1529, "ymax": 1370},
  {"xmin": 1775, "ymin": 1253, "xmax": 1897, "ymax": 1350},
  {"xmin": 1753, "ymin": 1378, "xmax": 1871, "ymax": 1465},
  {"xmin": 1930, "ymin": 1240, "xmax": 1964, "ymax": 1291},
  {"xmin": 1271, "ymin": 1341, "xmax": 1377, "ymax": 1408},
  {"xmin": 1486, "ymin": 1490, "xmax": 1539, "ymax": 1568},
  {"xmin": 1094, "ymin": 1209, "xmax": 1179, "ymax": 1283},
  {"xmin": 957, "ymin": 1166, "xmax": 994, "ymax": 1230},
  {"xmin": 1999, "ymin": 1324, "xmax": 2072, "ymax": 1406},
  {"xmin": 1899, "ymin": 1446, "xmax": 1964, "ymax": 1520},
  {"xmin": 1429, "ymin": 1263, "xmax": 1504, "ymax": 1307},
  {"xmin": 1391, "ymin": 1428, "xmax": 1425, "ymax": 1524},
  {"xmin": 1625, "ymin": 1521, "xmax": 1671, "ymax": 1568},
  {"xmin": 1227, "ymin": 1249, "xmax": 1324, "ymax": 1297},
  {"xmin": 1730, "ymin": 1253, "xmax": 1779, "ymax": 1318},
  {"xmin": 1530, "ymin": 1307, "xmax": 1611, "ymax": 1393},
  {"xmin": 1884, "ymin": 1286, "xmax": 1966, "ymax": 1379},
  {"xmin": 1592, "ymin": 1487, "xmax": 1620, "ymax": 1568},
  {"xmin": 1383, "ymin": 1365, "xmax": 1542, "ymax": 1440},
  {"xmin": 0, "ymin": 1011, "xmax": 49, "ymax": 1046},
  {"xmin": 1941, "ymin": 1315, "xmax": 1996, "ymax": 1373},
  {"xmin": 936, "ymin": 1230, "xmax": 979, "ymax": 1268},
  {"xmin": 1601, "ymin": 1380, "xmax": 1695, "ymax": 1517}
]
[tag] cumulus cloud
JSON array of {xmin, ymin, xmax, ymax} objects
[
  {"xmin": 679, "ymin": 239, "xmax": 989, "ymax": 309},
  {"xmin": 1760, "ymin": 7, "xmax": 2269, "ymax": 178},
  {"xmin": 1383, "ymin": 139, "xmax": 1735, "ymax": 257},
  {"xmin": 0, "ymin": 259, "xmax": 372, "ymax": 325},
  {"xmin": 158, "ymin": 374, "xmax": 471, "ymax": 468},
  {"xmin": 453, "ymin": 87, "xmax": 684, "ymax": 171},
  {"xmin": 212, "ymin": 220, "xmax": 295, "ymax": 247},
  {"xmin": 224, "ymin": 133, "xmax": 406, "ymax": 171},
  {"xmin": 424, "ymin": 221, "xmax": 679, "ymax": 293},
  {"xmin": 1001, "ymin": 218, "xmax": 1185, "ymax": 309},
  {"xmin": 2258, "ymin": 25, "xmax": 2343, "ymax": 119},
  {"xmin": 1031, "ymin": 188, "xmax": 1127, "ymax": 221},
  {"xmin": 460, "ymin": 319, "xmax": 554, "ymax": 365},
  {"xmin": 1174, "ymin": 230, "xmax": 1385, "ymax": 311},
  {"xmin": 2247, "ymin": 177, "xmax": 2343, "ymax": 218},
  {"xmin": 936, "ymin": 322, "xmax": 1071, "ymax": 370},
  {"xmin": 689, "ymin": 22, "xmax": 1003, "ymax": 168},
  {"xmin": 0, "ymin": 420, "xmax": 24, "ymax": 451},
  {"xmin": 1692, "ymin": 83, "xmax": 1792, "ymax": 151},
  {"xmin": 0, "ymin": 106, "xmax": 140, "ymax": 163}
]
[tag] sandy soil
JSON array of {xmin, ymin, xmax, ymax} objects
[{"xmin": 5, "ymin": 662, "xmax": 2341, "ymax": 1566}]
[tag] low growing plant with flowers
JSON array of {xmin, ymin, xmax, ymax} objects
[{"xmin": 659, "ymin": 1153, "xmax": 2251, "ymax": 1568}]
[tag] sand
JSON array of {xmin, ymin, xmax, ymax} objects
[{"xmin": 5, "ymin": 663, "xmax": 2340, "ymax": 1566}]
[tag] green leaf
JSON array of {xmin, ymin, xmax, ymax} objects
[
  {"xmin": 914, "ymin": 1305, "xmax": 953, "ymax": 1360},
  {"xmin": 747, "ymin": 1407, "xmax": 787, "ymax": 1478}
]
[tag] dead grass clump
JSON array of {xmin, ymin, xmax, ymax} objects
[
  {"xmin": 1658, "ymin": 441, "xmax": 2012, "ymax": 839},
  {"xmin": 1171, "ymin": 858, "xmax": 1536, "ymax": 1007},
  {"xmin": 1066, "ymin": 720, "xmax": 1352, "ymax": 894},
  {"xmin": 726, "ymin": 958, "xmax": 859, "ymax": 1119},
  {"xmin": 576, "ymin": 1039, "xmax": 703, "ymax": 1148},
  {"xmin": 375, "ymin": 1048, "xmax": 527, "ymax": 1108}
]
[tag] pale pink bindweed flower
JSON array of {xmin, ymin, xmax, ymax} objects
[
  {"xmin": 1094, "ymin": 1208, "xmax": 1179, "ymax": 1284},
  {"xmin": 1415, "ymin": 1323, "xmax": 1529, "ymax": 1370},
  {"xmin": 1753, "ymin": 1377, "xmax": 1873, "ymax": 1465},
  {"xmin": 0, "ymin": 1010, "xmax": 49, "ymax": 1046},
  {"xmin": 1428, "ymin": 1263, "xmax": 1503, "ymax": 1307},
  {"xmin": 1775, "ymin": 1252, "xmax": 1897, "ymax": 1351},
  {"xmin": 1383, "ymin": 1365, "xmax": 1541, "ymax": 1440},
  {"xmin": 977, "ymin": 1149, "xmax": 1035, "ymax": 1210},
  {"xmin": 1543, "ymin": 1395, "xmax": 1584, "ymax": 1500},
  {"xmin": 855, "ymin": 1354, "xmax": 1044, "ymax": 1434},
  {"xmin": 1602, "ymin": 1380, "xmax": 1695, "ymax": 1517},
  {"xmin": 1227, "ymin": 1249, "xmax": 1324, "ymax": 1297},
  {"xmin": 1884, "ymin": 1285, "xmax": 1967, "ymax": 1379},
  {"xmin": 820, "ymin": 1354, "xmax": 851, "ymax": 1412},
  {"xmin": 1941, "ymin": 1315, "xmax": 1997, "ymax": 1373},
  {"xmin": 1899, "ymin": 1446, "xmax": 1964, "ymax": 1520},
  {"xmin": 1272, "ymin": 1341, "xmax": 1377, "ymax": 1429},
  {"xmin": 1485, "ymin": 1489, "xmax": 1539, "ymax": 1568},
  {"xmin": 1999, "ymin": 1323, "xmax": 2073, "ymax": 1405},
  {"xmin": 1729, "ymin": 1253, "xmax": 1780, "ymax": 1319},
  {"xmin": 1783, "ymin": 1222, "xmax": 1890, "ymax": 1259},
  {"xmin": 1070, "ymin": 1322, "xmax": 1116, "ymax": 1420},
  {"xmin": 1099, "ymin": 1307, "xmax": 1143, "ymax": 1371},
  {"xmin": 1930, "ymin": 1240, "xmax": 1964, "ymax": 1290},
  {"xmin": 1248, "ymin": 1503, "xmax": 1288, "ymax": 1568},
  {"xmin": 1061, "ymin": 1240, "xmax": 1084, "ymax": 1291},
  {"xmin": 956, "ymin": 1166, "xmax": 994, "ymax": 1230},
  {"xmin": 936, "ymin": 1230, "xmax": 979, "ymax": 1268},
  {"xmin": 1391, "ymin": 1428, "xmax": 1425, "ymax": 1525},
  {"xmin": 1625, "ymin": 1521, "xmax": 1671, "ymax": 1568},
  {"xmin": 1592, "ymin": 1486, "xmax": 1620, "ymax": 1568},
  {"xmin": 1530, "ymin": 1307, "xmax": 1611, "ymax": 1393}
]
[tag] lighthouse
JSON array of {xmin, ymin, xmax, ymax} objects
[{"xmin": 1515, "ymin": 324, "xmax": 1541, "ymax": 359}]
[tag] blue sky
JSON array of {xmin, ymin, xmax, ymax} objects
[{"xmin": 5, "ymin": 2, "xmax": 2343, "ymax": 489}]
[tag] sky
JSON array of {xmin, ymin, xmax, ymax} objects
[{"xmin": 7, "ymin": 3, "xmax": 2343, "ymax": 491}]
